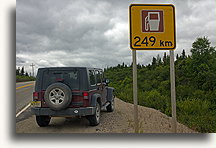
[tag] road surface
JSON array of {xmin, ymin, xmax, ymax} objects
[
  {"xmin": 16, "ymin": 81, "xmax": 35, "ymax": 113},
  {"xmin": 16, "ymin": 83, "xmax": 196, "ymax": 133}
]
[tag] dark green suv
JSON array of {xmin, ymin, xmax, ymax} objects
[{"xmin": 31, "ymin": 67, "xmax": 114, "ymax": 127}]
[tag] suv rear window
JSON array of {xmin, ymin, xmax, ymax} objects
[{"xmin": 42, "ymin": 70, "xmax": 79, "ymax": 90}]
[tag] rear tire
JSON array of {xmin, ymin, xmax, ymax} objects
[
  {"xmin": 36, "ymin": 116, "xmax": 51, "ymax": 127},
  {"xmin": 87, "ymin": 102, "xmax": 100, "ymax": 126}
]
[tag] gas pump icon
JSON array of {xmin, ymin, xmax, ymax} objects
[
  {"xmin": 142, "ymin": 10, "xmax": 164, "ymax": 32},
  {"xmin": 145, "ymin": 12, "xmax": 160, "ymax": 31}
]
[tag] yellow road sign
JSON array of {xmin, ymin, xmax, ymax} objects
[{"xmin": 129, "ymin": 4, "xmax": 176, "ymax": 50}]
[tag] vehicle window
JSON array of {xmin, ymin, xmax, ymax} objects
[
  {"xmin": 101, "ymin": 71, "xmax": 104, "ymax": 80},
  {"xmin": 95, "ymin": 70, "xmax": 102, "ymax": 84},
  {"xmin": 42, "ymin": 70, "xmax": 79, "ymax": 90},
  {"xmin": 89, "ymin": 70, "xmax": 95, "ymax": 86}
]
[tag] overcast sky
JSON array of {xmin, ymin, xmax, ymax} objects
[{"xmin": 16, "ymin": 0, "xmax": 216, "ymax": 75}]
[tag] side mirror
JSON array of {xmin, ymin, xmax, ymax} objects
[
  {"xmin": 105, "ymin": 79, "xmax": 110, "ymax": 84},
  {"xmin": 103, "ymin": 78, "xmax": 109, "ymax": 86}
]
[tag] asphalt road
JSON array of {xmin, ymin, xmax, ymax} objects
[{"xmin": 16, "ymin": 81, "xmax": 35, "ymax": 113}]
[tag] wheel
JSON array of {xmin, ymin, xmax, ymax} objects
[
  {"xmin": 106, "ymin": 98, "xmax": 114, "ymax": 112},
  {"xmin": 87, "ymin": 102, "xmax": 101, "ymax": 126},
  {"xmin": 36, "ymin": 115, "xmax": 51, "ymax": 127},
  {"xmin": 44, "ymin": 83, "xmax": 72, "ymax": 111}
]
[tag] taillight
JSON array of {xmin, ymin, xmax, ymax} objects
[
  {"xmin": 83, "ymin": 92, "xmax": 89, "ymax": 99},
  {"xmin": 33, "ymin": 92, "xmax": 39, "ymax": 100}
]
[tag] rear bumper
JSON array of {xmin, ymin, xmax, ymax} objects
[{"xmin": 31, "ymin": 107, "xmax": 96, "ymax": 116}]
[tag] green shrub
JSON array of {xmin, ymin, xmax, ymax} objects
[
  {"xmin": 16, "ymin": 75, "xmax": 36, "ymax": 82},
  {"xmin": 140, "ymin": 90, "xmax": 168, "ymax": 112},
  {"xmin": 177, "ymin": 99, "xmax": 215, "ymax": 132}
]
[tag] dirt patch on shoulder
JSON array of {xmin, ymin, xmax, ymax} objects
[{"xmin": 97, "ymin": 98, "xmax": 196, "ymax": 133}]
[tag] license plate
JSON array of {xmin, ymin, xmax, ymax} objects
[{"xmin": 31, "ymin": 101, "xmax": 41, "ymax": 107}]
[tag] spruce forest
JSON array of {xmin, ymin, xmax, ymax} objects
[
  {"xmin": 16, "ymin": 66, "xmax": 36, "ymax": 82},
  {"xmin": 104, "ymin": 37, "xmax": 215, "ymax": 133}
]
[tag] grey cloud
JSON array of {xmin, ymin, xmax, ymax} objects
[
  {"xmin": 16, "ymin": 57, "xmax": 26, "ymax": 64},
  {"xmin": 174, "ymin": 0, "xmax": 216, "ymax": 54},
  {"xmin": 16, "ymin": 0, "xmax": 216, "ymax": 74}
]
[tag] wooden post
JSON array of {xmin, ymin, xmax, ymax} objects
[
  {"xmin": 132, "ymin": 50, "xmax": 139, "ymax": 133},
  {"xmin": 170, "ymin": 50, "xmax": 177, "ymax": 133}
]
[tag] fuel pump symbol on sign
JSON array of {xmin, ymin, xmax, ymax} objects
[
  {"xmin": 142, "ymin": 10, "xmax": 164, "ymax": 32},
  {"xmin": 145, "ymin": 12, "xmax": 160, "ymax": 31}
]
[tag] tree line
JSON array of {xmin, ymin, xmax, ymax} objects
[
  {"xmin": 16, "ymin": 66, "xmax": 30, "ymax": 77},
  {"xmin": 104, "ymin": 37, "xmax": 215, "ymax": 133},
  {"xmin": 16, "ymin": 66, "xmax": 36, "ymax": 82}
]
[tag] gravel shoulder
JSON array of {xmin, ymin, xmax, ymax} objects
[{"xmin": 16, "ymin": 98, "xmax": 197, "ymax": 133}]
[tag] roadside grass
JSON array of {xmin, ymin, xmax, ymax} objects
[{"xmin": 16, "ymin": 75, "xmax": 36, "ymax": 82}]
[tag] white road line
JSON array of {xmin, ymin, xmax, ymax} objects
[{"xmin": 16, "ymin": 103, "xmax": 31, "ymax": 118}]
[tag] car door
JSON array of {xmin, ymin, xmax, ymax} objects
[{"xmin": 95, "ymin": 70, "xmax": 107, "ymax": 105}]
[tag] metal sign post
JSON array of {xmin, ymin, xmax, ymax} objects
[
  {"xmin": 129, "ymin": 4, "xmax": 177, "ymax": 133},
  {"xmin": 170, "ymin": 50, "xmax": 177, "ymax": 133},
  {"xmin": 132, "ymin": 50, "xmax": 139, "ymax": 133}
]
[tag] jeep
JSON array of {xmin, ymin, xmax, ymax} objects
[{"xmin": 31, "ymin": 67, "xmax": 114, "ymax": 127}]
